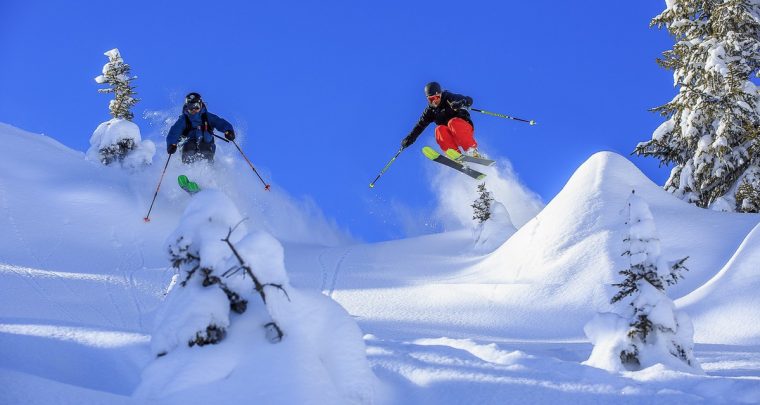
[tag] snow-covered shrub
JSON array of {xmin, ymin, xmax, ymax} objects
[
  {"xmin": 88, "ymin": 48, "xmax": 154, "ymax": 166},
  {"xmin": 472, "ymin": 183, "xmax": 516, "ymax": 252},
  {"xmin": 472, "ymin": 183, "xmax": 494, "ymax": 223},
  {"xmin": 584, "ymin": 191, "xmax": 701, "ymax": 373},
  {"xmin": 635, "ymin": 0, "xmax": 760, "ymax": 210},
  {"xmin": 86, "ymin": 119, "xmax": 154, "ymax": 167},
  {"xmin": 135, "ymin": 190, "xmax": 376, "ymax": 403}
]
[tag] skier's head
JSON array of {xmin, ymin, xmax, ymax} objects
[
  {"xmin": 424, "ymin": 82, "xmax": 442, "ymax": 107},
  {"xmin": 184, "ymin": 92, "xmax": 203, "ymax": 114}
]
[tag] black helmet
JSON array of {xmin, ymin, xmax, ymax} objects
[
  {"xmin": 185, "ymin": 92, "xmax": 202, "ymax": 105},
  {"xmin": 424, "ymin": 82, "xmax": 442, "ymax": 97}
]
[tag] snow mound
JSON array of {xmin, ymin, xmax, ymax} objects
[
  {"xmin": 473, "ymin": 201, "xmax": 516, "ymax": 253},
  {"xmin": 86, "ymin": 118, "xmax": 155, "ymax": 167},
  {"xmin": 135, "ymin": 190, "xmax": 376, "ymax": 404},
  {"xmin": 467, "ymin": 151, "xmax": 759, "ymax": 338},
  {"xmin": 677, "ymin": 221, "xmax": 760, "ymax": 344}
]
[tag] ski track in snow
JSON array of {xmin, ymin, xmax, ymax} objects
[{"xmin": 319, "ymin": 246, "xmax": 353, "ymax": 298}]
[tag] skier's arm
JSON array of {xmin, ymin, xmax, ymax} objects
[
  {"xmin": 207, "ymin": 113, "xmax": 233, "ymax": 134},
  {"xmin": 446, "ymin": 92, "xmax": 473, "ymax": 109},
  {"xmin": 166, "ymin": 116, "xmax": 186, "ymax": 152},
  {"xmin": 402, "ymin": 108, "xmax": 433, "ymax": 148}
]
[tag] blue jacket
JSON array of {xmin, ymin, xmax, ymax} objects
[{"xmin": 166, "ymin": 105, "xmax": 233, "ymax": 147}]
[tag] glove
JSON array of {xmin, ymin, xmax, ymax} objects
[
  {"xmin": 401, "ymin": 135, "xmax": 415, "ymax": 149},
  {"xmin": 167, "ymin": 143, "xmax": 177, "ymax": 154},
  {"xmin": 224, "ymin": 130, "xmax": 235, "ymax": 141}
]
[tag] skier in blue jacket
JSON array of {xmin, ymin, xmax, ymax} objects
[{"xmin": 166, "ymin": 92, "xmax": 235, "ymax": 164}]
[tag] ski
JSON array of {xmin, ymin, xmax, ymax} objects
[
  {"xmin": 422, "ymin": 146, "xmax": 486, "ymax": 180},
  {"xmin": 178, "ymin": 175, "xmax": 200, "ymax": 194},
  {"xmin": 445, "ymin": 149, "xmax": 495, "ymax": 167}
]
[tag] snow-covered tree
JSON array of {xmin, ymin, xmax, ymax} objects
[
  {"xmin": 136, "ymin": 190, "xmax": 376, "ymax": 403},
  {"xmin": 584, "ymin": 191, "xmax": 700, "ymax": 373},
  {"xmin": 95, "ymin": 48, "xmax": 139, "ymax": 120},
  {"xmin": 472, "ymin": 183, "xmax": 494, "ymax": 223},
  {"xmin": 471, "ymin": 182, "xmax": 516, "ymax": 252},
  {"xmin": 635, "ymin": 0, "xmax": 760, "ymax": 212},
  {"xmin": 87, "ymin": 48, "xmax": 154, "ymax": 166},
  {"xmin": 152, "ymin": 191, "xmax": 288, "ymax": 355}
]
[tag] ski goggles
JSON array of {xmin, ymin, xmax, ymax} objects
[
  {"xmin": 427, "ymin": 94, "xmax": 441, "ymax": 103},
  {"xmin": 186, "ymin": 102, "xmax": 201, "ymax": 112}
]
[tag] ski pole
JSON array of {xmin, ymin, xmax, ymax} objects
[
  {"xmin": 229, "ymin": 139, "xmax": 271, "ymax": 191},
  {"xmin": 144, "ymin": 154, "xmax": 172, "ymax": 222},
  {"xmin": 471, "ymin": 108, "xmax": 536, "ymax": 126},
  {"xmin": 370, "ymin": 147, "xmax": 404, "ymax": 188},
  {"xmin": 212, "ymin": 133, "xmax": 230, "ymax": 143}
]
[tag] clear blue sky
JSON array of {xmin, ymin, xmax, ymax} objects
[{"xmin": 1, "ymin": 1, "xmax": 675, "ymax": 242}]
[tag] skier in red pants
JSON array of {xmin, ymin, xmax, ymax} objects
[{"xmin": 401, "ymin": 81, "xmax": 480, "ymax": 157}]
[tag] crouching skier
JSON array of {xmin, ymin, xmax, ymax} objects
[{"xmin": 166, "ymin": 92, "xmax": 235, "ymax": 164}]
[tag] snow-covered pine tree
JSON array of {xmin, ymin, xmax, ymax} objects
[
  {"xmin": 612, "ymin": 191, "xmax": 696, "ymax": 370},
  {"xmin": 88, "ymin": 48, "xmax": 146, "ymax": 165},
  {"xmin": 472, "ymin": 183, "xmax": 494, "ymax": 223},
  {"xmin": 95, "ymin": 48, "xmax": 139, "ymax": 120},
  {"xmin": 635, "ymin": 0, "xmax": 760, "ymax": 212}
]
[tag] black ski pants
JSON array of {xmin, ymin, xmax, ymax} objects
[{"xmin": 182, "ymin": 139, "xmax": 215, "ymax": 164}]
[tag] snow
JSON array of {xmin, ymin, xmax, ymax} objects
[
  {"xmin": 473, "ymin": 200, "xmax": 516, "ymax": 253},
  {"xmin": 2, "ymin": 123, "xmax": 760, "ymax": 404},
  {"xmin": 86, "ymin": 118, "xmax": 155, "ymax": 167},
  {"xmin": 431, "ymin": 153, "xmax": 544, "ymax": 230}
]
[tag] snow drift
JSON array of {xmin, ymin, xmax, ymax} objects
[{"xmin": 135, "ymin": 190, "xmax": 375, "ymax": 403}]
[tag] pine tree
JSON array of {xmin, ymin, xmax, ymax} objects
[
  {"xmin": 472, "ymin": 183, "xmax": 494, "ymax": 223},
  {"xmin": 635, "ymin": 0, "xmax": 760, "ymax": 211},
  {"xmin": 95, "ymin": 48, "xmax": 139, "ymax": 120},
  {"xmin": 612, "ymin": 191, "xmax": 695, "ymax": 370},
  {"xmin": 90, "ymin": 48, "xmax": 144, "ymax": 166}
]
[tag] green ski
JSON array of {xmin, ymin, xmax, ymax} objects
[
  {"xmin": 445, "ymin": 149, "xmax": 496, "ymax": 167},
  {"xmin": 422, "ymin": 146, "xmax": 486, "ymax": 180},
  {"xmin": 178, "ymin": 175, "xmax": 200, "ymax": 194}
]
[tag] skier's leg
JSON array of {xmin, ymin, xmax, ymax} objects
[
  {"xmin": 199, "ymin": 141, "xmax": 216, "ymax": 163},
  {"xmin": 447, "ymin": 118, "xmax": 477, "ymax": 151},
  {"xmin": 435, "ymin": 125, "xmax": 459, "ymax": 152},
  {"xmin": 181, "ymin": 141, "xmax": 198, "ymax": 164}
]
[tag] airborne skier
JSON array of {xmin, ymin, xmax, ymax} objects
[{"xmin": 401, "ymin": 81, "xmax": 480, "ymax": 158}]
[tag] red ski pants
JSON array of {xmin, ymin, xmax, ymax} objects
[{"xmin": 435, "ymin": 117, "xmax": 476, "ymax": 153}]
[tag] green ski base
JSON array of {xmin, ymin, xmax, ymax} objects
[
  {"xmin": 178, "ymin": 175, "xmax": 200, "ymax": 194},
  {"xmin": 422, "ymin": 146, "xmax": 486, "ymax": 180}
]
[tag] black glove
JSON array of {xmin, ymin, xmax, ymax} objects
[
  {"xmin": 224, "ymin": 130, "xmax": 235, "ymax": 141},
  {"xmin": 401, "ymin": 135, "xmax": 414, "ymax": 149},
  {"xmin": 167, "ymin": 143, "xmax": 177, "ymax": 154}
]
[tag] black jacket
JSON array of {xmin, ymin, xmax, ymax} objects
[{"xmin": 405, "ymin": 91, "xmax": 474, "ymax": 145}]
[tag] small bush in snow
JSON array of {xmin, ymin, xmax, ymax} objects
[
  {"xmin": 472, "ymin": 183, "xmax": 494, "ymax": 223},
  {"xmin": 137, "ymin": 190, "xmax": 376, "ymax": 403},
  {"xmin": 584, "ymin": 191, "xmax": 701, "ymax": 373},
  {"xmin": 471, "ymin": 182, "xmax": 516, "ymax": 253},
  {"xmin": 165, "ymin": 222, "xmax": 288, "ymax": 351}
]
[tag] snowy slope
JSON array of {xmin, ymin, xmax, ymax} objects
[
  {"xmin": 678, "ymin": 221, "xmax": 760, "ymax": 344},
  {"xmin": 2, "ymin": 124, "xmax": 760, "ymax": 404},
  {"xmin": 288, "ymin": 152, "xmax": 760, "ymax": 342}
]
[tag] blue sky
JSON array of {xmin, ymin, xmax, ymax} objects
[{"xmin": 1, "ymin": 1, "xmax": 675, "ymax": 242}]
